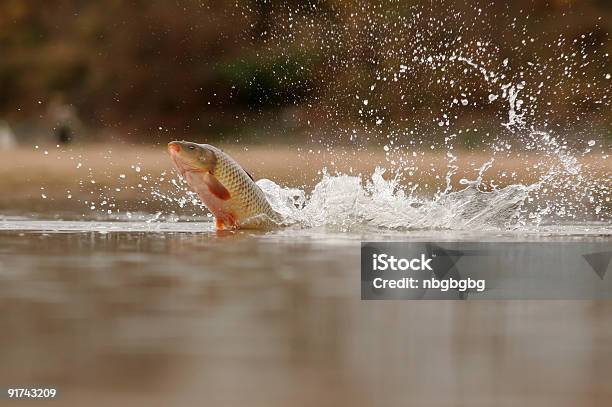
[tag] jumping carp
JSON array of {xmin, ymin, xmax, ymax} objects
[{"xmin": 168, "ymin": 141, "xmax": 281, "ymax": 230}]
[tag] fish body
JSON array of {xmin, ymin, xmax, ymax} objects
[{"xmin": 168, "ymin": 141, "xmax": 281, "ymax": 230}]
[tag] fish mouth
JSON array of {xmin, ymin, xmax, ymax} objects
[{"xmin": 168, "ymin": 143, "xmax": 181, "ymax": 154}]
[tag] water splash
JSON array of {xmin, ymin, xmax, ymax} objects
[{"xmin": 257, "ymin": 165, "xmax": 528, "ymax": 231}]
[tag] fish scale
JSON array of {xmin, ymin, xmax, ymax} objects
[{"xmin": 206, "ymin": 145, "xmax": 280, "ymax": 223}]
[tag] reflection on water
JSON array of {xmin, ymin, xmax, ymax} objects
[{"xmin": 1, "ymin": 222, "xmax": 612, "ymax": 405}]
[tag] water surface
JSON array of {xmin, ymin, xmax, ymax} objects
[{"xmin": 1, "ymin": 219, "xmax": 611, "ymax": 405}]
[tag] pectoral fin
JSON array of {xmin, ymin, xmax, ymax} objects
[{"xmin": 204, "ymin": 173, "xmax": 231, "ymax": 200}]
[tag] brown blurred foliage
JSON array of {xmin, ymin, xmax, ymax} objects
[{"xmin": 0, "ymin": 0, "xmax": 610, "ymax": 142}]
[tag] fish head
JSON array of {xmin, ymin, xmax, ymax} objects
[{"xmin": 168, "ymin": 141, "xmax": 217, "ymax": 175}]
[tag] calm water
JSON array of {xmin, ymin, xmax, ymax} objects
[{"xmin": 1, "ymin": 219, "xmax": 612, "ymax": 406}]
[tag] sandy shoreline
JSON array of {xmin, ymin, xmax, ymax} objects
[{"xmin": 0, "ymin": 143, "xmax": 609, "ymax": 214}]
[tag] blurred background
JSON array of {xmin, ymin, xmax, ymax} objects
[
  {"xmin": 1, "ymin": 3, "xmax": 612, "ymax": 406},
  {"xmin": 0, "ymin": 0, "xmax": 611, "ymax": 148}
]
